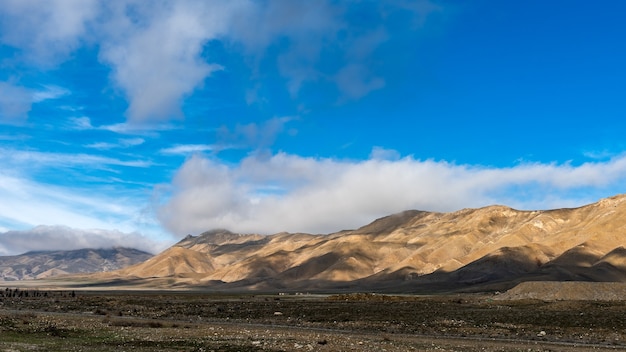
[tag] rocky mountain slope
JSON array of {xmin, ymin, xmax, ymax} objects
[
  {"xmin": 0, "ymin": 248, "xmax": 153, "ymax": 281},
  {"xmin": 97, "ymin": 194, "xmax": 626, "ymax": 292}
]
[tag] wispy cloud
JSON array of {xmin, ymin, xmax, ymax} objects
[
  {"xmin": 85, "ymin": 138, "xmax": 145, "ymax": 150},
  {"xmin": 157, "ymin": 151, "xmax": 626, "ymax": 236},
  {"xmin": 67, "ymin": 116, "xmax": 94, "ymax": 130},
  {"xmin": 31, "ymin": 85, "xmax": 71, "ymax": 103},
  {"xmin": 0, "ymin": 172, "xmax": 134, "ymax": 229},
  {"xmin": 1, "ymin": 148, "xmax": 153, "ymax": 169},
  {"xmin": 67, "ymin": 116, "xmax": 175, "ymax": 137},
  {"xmin": 582, "ymin": 149, "xmax": 619, "ymax": 160},
  {"xmin": 0, "ymin": 133, "xmax": 30, "ymax": 141},
  {"xmin": 160, "ymin": 144, "xmax": 214, "ymax": 155},
  {"xmin": 217, "ymin": 117, "xmax": 294, "ymax": 151},
  {"xmin": 369, "ymin": 146, "xmax": 401, "ymax": 161},
  {"xmin": 98, "ymin": 122, "xmax": 175, "ymax": 135},
  {"xmin": 0, "ymin": 83, "xmax": 72, "ymax": 122}
]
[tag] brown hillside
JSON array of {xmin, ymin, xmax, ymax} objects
[{"xmin": 93, "ymin": 194, "xmax": 626, "ymax": 291}]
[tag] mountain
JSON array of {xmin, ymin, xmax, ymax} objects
[
  {"xmin": 94, "ymin": 194, "xmax": 626, "ymax": 292},
  {"xmin": 0, "ymin": 248, "xmax": 153, "ymax": 281}
]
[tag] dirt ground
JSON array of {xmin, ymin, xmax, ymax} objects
[{"xmin": 2, "ymin": 290, "xmax": 626, "ymax": 351}]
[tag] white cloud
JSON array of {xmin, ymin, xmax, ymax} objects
[
  {"xmin": 157, "ymin": 152, "xmax": 626, "ymax": 236},
  {"xmin": 121, "ymin": 138, "xmax": 146, "ymax": 147},
  {"xmin": 0, "ymin": 0, "xmax": 99, "ymax": 66},
  {"xmin": 31, "ymin": 85, "xmax": 71, "ymax": 103},
  {"xmin": 97, "ymin": 1, "xmax": 237, "ymax": 121},
  {"xmin": 370, "ymin": 146, "xmax": 401, "ymax": 161},
  {"xmin": 0, "ymin": 81, "xmax": 32, "ymax": 121},
  {"xmin": 68, "ymin": 116, "xmax": 94, "ymax": 130},
  {"xmin": 1, "ymin": 1, "xmax": 237, "ymax": 121},
  {"xmin": 0, "ymin": 83, "xmax": 72, "ymax": 122},
  {"xmin": 99, "ymin": 121, "xmax": 177, "ymax": 135},
  {"xmin": 86, "ymin": 138, "xmax": 145, "ymax": 150},
  {"xmin": 0, "ymin": 226, "xmax": 166, "ymax": 256},
  {"xmin": 335, "ymin": 64, "xmax": 386, "ymax": 99}
]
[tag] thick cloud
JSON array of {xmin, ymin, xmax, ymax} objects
[
  {"xmin": 96, "ymin": 1, "xmax": 239, "ymax": 121},
  {"xmin": 0, "ymin": 226, "xmax": 165, "ymax": 256},
  {"xmin": 157, "ymin": 152, "xmax": 626, "ymax": 236}
]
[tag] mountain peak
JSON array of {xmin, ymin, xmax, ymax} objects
[
  {"xmin": 177, "ymin": 229, "xmax": 264, "ymax": 247},
  {"xmin": 356, "ymin": 210, "xmax": 428, "ymax": 234}
]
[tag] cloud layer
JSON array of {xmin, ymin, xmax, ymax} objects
[
  {"xmin": 0, "ymin": 226, "xmax": 164, "ymax": 256},
  {"xmin": 157, "ymin": 152, "xmax": 626, "ymax": 236}
]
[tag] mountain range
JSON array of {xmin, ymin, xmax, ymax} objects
[
  {"xmin": 83, "ymin": 194, "xmax": 626, "ymax": 292},
  {"xmin": 0, "ymin": 248, "xmax": 152, "ymax": 281}
]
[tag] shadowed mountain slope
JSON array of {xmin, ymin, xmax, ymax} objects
[
  {"xmin": 96, "ymin": 194, "xmax": 626, "ymax": 292},
  {"xmin": 0, "ymin": 248, "xmax": 153, "ymax": 281}
]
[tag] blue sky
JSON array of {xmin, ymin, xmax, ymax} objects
[{"xmin": 1, "ymin": 1, "xmax": 626, "ymax": 255}]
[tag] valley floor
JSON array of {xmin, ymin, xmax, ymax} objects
[{"xmin": 1, "ymin": 291, "xmax": 626, "ymax": 351}]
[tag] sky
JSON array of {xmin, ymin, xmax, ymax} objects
[{"xmin": 1, "ymin": 0, "xmax": 626, "ymax": 255}]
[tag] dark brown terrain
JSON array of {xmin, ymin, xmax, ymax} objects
[{"xmin": 1, "ymin": 290, "xmax": 626, "ymax": 351}]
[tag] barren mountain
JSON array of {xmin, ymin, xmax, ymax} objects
[
  {"xmin": 0, "ymin": 248, "xmax": 153, "ymax": 281},
  {"xmin": 96, "ymin": 194, "xmax": 626, "ymax": 292}
]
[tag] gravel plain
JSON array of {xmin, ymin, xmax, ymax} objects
[{"xmin": 2, "ymin": 290, "xmax": 626, "ymax": 351}]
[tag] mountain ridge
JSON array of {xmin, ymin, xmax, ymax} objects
[
  {"xmin": 88, "ymin": 194, "xmax": 626, "ymax": 291},
  {"xmin": 0, "ymin": 247, "xmax": 153, "ymax": 281}
]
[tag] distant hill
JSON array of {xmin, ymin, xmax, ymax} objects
[
  {"xmin": 0, "ymin": 248, "xmax": 153, "ymax": 281},
  {"xmin": 88, "ymin": 194, "xmax": 626, "ymax": 292}
]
